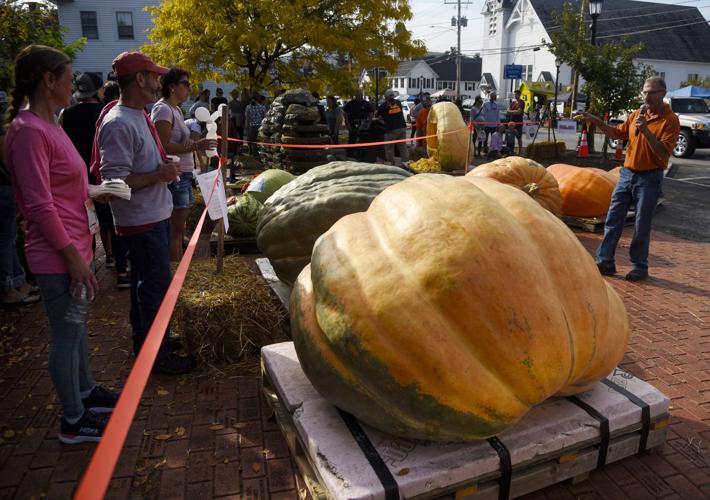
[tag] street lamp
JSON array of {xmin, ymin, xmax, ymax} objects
[
  {"xmin": 589, "ymin": 0, "xmax": 604, "ymax": 46},
  {"xmin": 583, "ymin": 0, "xmax": 603, "ymax": 140}
]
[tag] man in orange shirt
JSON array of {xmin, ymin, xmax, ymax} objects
[{"xmin": 578, "ymin": 76, "xmax": 680, "ymax": 281}]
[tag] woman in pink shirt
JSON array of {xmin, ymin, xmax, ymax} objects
[{"xmin": 4, "ymin": 45, "xmax": 118, "ymax": 443}]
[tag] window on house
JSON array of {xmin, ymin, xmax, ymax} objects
[
  {"xmin": 489, "ymin": 14, "xmax": 497, "ymax": 37},
  {"xmin": 80, "ymin": 11, "xmax": 98, "ymax": 39},
  {"xmin": 526, "ymin": 65, "xmax": 533, "ymax": 81},
  {"xmin": 116, "ymin": 12, "xmax": 134, "ymax": 40},
  {"xmin": 688, "ymin": 73, "xmax": 699, "ymax": 82},
  {"xmin": 655, "ymin": 72, "xmax": 665, "ymax": 80},
  {"xmin": 465, "ymin": 82, "xmax": 475, "ymax": 91}
]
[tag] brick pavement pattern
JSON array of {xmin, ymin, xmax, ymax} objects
[{"xmin": 0, "ymin": 227, "xmax": 708, "ymax": 499}]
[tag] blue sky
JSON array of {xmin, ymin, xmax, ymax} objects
[{"xmin": 407, "ymin": 0, "xmax": 710, "ymax": 54}]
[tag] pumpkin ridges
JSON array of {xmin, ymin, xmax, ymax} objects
[
  {"xmin": 292, "ymin": 174, "xmax": 629, "ymax": 440},
  {"xmin": 547, "ymin": 163, "xmax": 616, "ymax": 217},
  {"xmin": 312, "ymin": 205, "xmax": 530, "ymax": 422},
  {"xmin": 316, "ymin": 177, "xmax": 570, "ymax": 410},
  {"xmin": 467, "ymin": 157, "xmax": 562, "ymax": 215}
]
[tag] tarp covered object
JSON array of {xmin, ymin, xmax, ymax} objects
[{"xmin": 666, "ymin": 85, "xmax": 710, "ymax": 97}]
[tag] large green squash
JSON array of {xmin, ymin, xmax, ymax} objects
[
  {"xmin": 291, "ymin": 174, "xmax": 629, "ymax": 441},
  {"xmin": 256, "ymin": 161, "xmax": 411, "ymax": 285}
]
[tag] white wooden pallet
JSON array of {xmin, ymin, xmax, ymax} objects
[{"xmin": 261, "ymin": 342, "xmax": 670, "ymax": 500}]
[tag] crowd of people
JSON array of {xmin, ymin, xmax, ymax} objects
[{"xmin": 0, "ymin": 46, "xmax": 223, "ymax": 444}]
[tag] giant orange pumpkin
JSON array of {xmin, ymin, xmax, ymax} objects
[
  {"xmin": 547, "ymin": 163, "xmax": 616, "ymax": 217},
  {"xmin": 291, "ymin": 174, "xmax": 629, "ymax": 441},
  {"xmin": 468, "ymin": 156, "xmax": 562, "ymax": 215}
]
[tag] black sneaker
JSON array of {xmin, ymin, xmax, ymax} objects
[
  {"xmin": 597, "ymin": 262, "xmax": 617, "ymax": 276},
  {"xmin": 153, "ymin": 351, "xmax": 194, "ymax": 375},
  {"xmin": 116, "ymin": 273, "xmax": 130, "ymax": 289},
  {"xmin": 82, "ymin": 386, "xmax": 119, "ymax": 413},
  {"xmin": 105, "ymin": 256, "xmax": 115, "ymax": 268},
  {"xmin": 625, "ymin": 269, "xmax": 648, "ymax": 281},
  {"xmin": 59, "ymin": 410, "xmax": 108, "ymax": 444}
]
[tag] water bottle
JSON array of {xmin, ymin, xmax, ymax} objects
[{"xmin": 64, "ymin": 284, "xmax": 90, "ymax": 325}]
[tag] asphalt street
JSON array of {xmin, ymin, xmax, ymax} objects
[{"xmin": 660, "ymin": 150, "xmax": 710, "ymax": 242}]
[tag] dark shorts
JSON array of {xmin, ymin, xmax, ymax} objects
[
  {"xmin": 515, "ymin": 123, "xmax": 523, "ymax": 138},
  {"xmin": 168, "ymin": 172, "xmax": 195, "ymax": 209},
  {"xmin": 95, "ymin": 200, "xmax": 114, "ymax": 231}
]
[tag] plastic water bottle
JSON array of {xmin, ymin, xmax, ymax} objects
[{"xmin": 64, "ymin": 284, "xmax": 90, "ymax": 325}]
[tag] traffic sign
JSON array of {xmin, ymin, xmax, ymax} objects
[{"xmin": 504, "ymin": 64, "xmax": 523, "ymax": 79}]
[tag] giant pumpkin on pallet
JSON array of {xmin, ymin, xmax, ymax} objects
[
  {"xmin": 468, "ymin": 156, "xmax": 562, "ymax": 215},
  {"xmin": 291, "ymin": 174, "xmax": 629, "ymax": 441},
  {"xmin": 547, "ymin": 163, "xmax": 616, "ymax": 217},
  {"xmin": 426, "ymin": 102, "xmax": 474, "ymax": 171},
  {"xmin": 256, "ymin": 161, "xmax": 411, "ymax": 285}
]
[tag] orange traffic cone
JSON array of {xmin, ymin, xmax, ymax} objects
[
  {"xmin": 578, "ymin": 130, "xmax": 589, "ymax": 157},
  {"xmin": 614, "ymin": 141, "xmax": 623, "ymax": 161}
]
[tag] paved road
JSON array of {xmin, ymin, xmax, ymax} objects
[{"xmin": 659, "ymin": 153, "xmax": 710, "ymax": 242}]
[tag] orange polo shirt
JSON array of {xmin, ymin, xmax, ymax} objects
[{"xmin": 615, "ymin": 103, "xmax": 680, "ymax": 171}]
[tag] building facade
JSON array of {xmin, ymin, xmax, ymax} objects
[
  {"xmin": 53, "ymin": 0, "xmax": 161, "ymax": 81},
  {"xmin": 480, "ymin": 0, "xmax": 710, "ymax": 100},
  {"xmin": 386, "ymin": 55, "xmax": 482, "ymax": 99}
]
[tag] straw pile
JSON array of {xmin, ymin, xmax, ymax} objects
[{"xmin": 172, "ymin": 256, "xmax": 288, "ymax": 366}]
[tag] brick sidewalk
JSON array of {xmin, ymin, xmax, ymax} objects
[{"xmin": 0, "ymin": 227, "xmax": 708, "ymax": 499}]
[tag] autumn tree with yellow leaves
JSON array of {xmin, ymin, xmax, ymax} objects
[{"xmin": 144, "ymin": 0, "xmax": 425, "ymax": 97}]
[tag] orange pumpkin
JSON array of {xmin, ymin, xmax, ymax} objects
[
  {"xmin": 291, "ymin": 174, "xmax": 629, "ymax": 441},
  {"xmin": 547, "ymin": 164, "xmax": 616, "ymax": 217},
  {"xmin": 468, "ymin": 156, "xmax": 561, "ymax": 215}
]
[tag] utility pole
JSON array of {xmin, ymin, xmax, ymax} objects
[
  {"xmin": 446, "ymin": 0, "xmax": 471, "ymax": 101},
  {"xmin": 570, "ymin": 0, "xmax": 588, "ymax": 114}
]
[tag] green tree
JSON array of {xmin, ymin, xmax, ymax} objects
[
  {"xmin": 546, "ymin": 2, "xmax": 652, "ymax": 152},
  {"xmin": 144, "ymin": 0, "xmax": 425, "ymax": 97},
  {"xmin": 0, "ymin": 1, "xmax": 86, "ymax": 91}
]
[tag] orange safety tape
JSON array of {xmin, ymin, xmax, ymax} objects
[
  {"xmin": 222, "ymin": 124, "xmax": 469, "ymax": 149},
  {"xmin": 74, "ymin": 169, "xmax": 222, "ymax": 500}
]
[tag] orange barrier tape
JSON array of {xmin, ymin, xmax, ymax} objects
[
  {"xmin": 222, "ymin": 124, "xmax": 469, "ymax": 149},
  {"xmin": 74, "ymin": 170, "xmax": 221, "ymax": 500}
]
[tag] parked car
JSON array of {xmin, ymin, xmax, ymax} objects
[{"xmin": 608, "ymin": 96, "xmax": 710, "ymax": 158}]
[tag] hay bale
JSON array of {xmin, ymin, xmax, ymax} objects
[
  {"xmin": 173, "ymin": 256, "xmax": 288, "ymax": 365},
  {"xmin": 526, "ymin": 140, "xmax": 566, "ymax": 161}
]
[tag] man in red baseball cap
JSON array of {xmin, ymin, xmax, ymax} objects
[
  {"xmin": 111, "ymin": 51, "xmax": 168, "ymax": 104},
  {"xmin": 95, "ymin": 51, "xmax": 194, "ymax": 375}
]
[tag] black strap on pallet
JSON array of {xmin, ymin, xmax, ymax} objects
[
  {"xmin": 602, "ymin": 378, "xmax": 651, "ymax": 453},
  {"xmin": 336, "ymin": 408, "xmax": 399, "ymax": 500},
  {"xmin": 487, "ymin": 436, "xmax": 512, "ymax": 500},
  {"xmin": 567, "ymin": 396, "xmax": 610, "ymax": 468}
]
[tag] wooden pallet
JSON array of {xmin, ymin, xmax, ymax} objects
[
  {"xmin": 261, "ymin": 342, "xmax": 669, "ymax": 500},
  {"xmin": 562, "ymin": 211, "xmax": 635, "ymax": 233}
]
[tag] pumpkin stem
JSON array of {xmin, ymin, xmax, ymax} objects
[{"xmin": 523, "ymin": 183, "xmax": 539, "ymax": 197}]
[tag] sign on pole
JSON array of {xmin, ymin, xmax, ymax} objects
[{"xmin": 504, "ymin": 64, "xmax": 524, "ymax": 80}]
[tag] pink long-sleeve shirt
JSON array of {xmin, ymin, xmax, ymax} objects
[{"xmin": 5, "ymin": 111, "xmax": 93, "ymax": 274}]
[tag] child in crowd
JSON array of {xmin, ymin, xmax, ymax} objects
[{"xmin": 487, "ymin": 124, "xmax": 506, "ymax": 160}]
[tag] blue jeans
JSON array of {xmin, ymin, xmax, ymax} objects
[
  {"xmin": 121, "ymin": 219, "xmax": 173, "ymax": 358},
  {"xmin": 35, "ymin": 272, "xmax": 96, "ymax": 420},
  {"xmin": 597, "ymin": 167, "xmax": 664, "ymax": 271},
  {"xmin": 0, "ymin": 185, "xmax": 27, "ymax": 292},
  {"xmin": 168, "ymin": 172, "xmax": 195, "ymax": 209}
]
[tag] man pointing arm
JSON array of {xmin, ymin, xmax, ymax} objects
[{"xmin": 577, "ymin": 76, "xmax": 680, "ymax": 281}]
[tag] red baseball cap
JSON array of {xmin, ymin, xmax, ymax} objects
[{"xmin": 112, "ymin": 51, "xmax": 168, "ymax": 77}]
